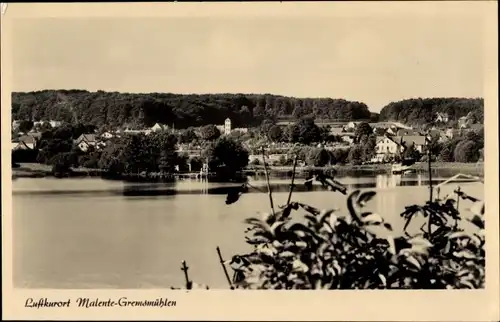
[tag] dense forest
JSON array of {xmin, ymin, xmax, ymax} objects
[
  {"xmin": 12, "ymin": 91, "xmax": 483, "ymax": 129},
  {"xmin": 378, "ymin": 97, "xmax": 484, "ymax": 125},
  {"xmin": 11, "ymin": 90, "xmax": 373, "ymax": 129}
]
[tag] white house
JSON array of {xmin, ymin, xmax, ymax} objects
[
  {"xmin": 344, "ymin": 121, "xmax": 361, "ymax": 131},
  {"xmin": 124, "ymin": 128, "xmax": 152, "ymax": 135},
  {"xmin": 151, "ymin": 123, "xmax": 169, "ymax": 132},
  {"xmin": 101, "ymin": 131, "xmax": 114, "ymax": 139},
  {"xmin": 435, "ymin": 112, "xmax": 449, "ymax": 123},
  {"xmin": 74, "ymin": 134, "xmax": 97, "ymax": 152},
  {"xmin": 49, "ymin": 120, "xmax": 63, "ymax": 128},
  {"xmin": 375, "ymin": 136, "xmax": 400, "ymax": 155},
  {"xmin": 232, "ymin": 127, "xmax": 249, "ymax": 134},
  {"xmin": 458, "ymin": 112, "xmax": 474, "ymax": 129}
]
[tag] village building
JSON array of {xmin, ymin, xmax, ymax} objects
[
  {"xmin": 224, "ymin": 118, "xmax": 232, "ymax": 135},
  {"xmin": 151, "ymin": 123, "xmax": 169, "ymax": 132},
  {"xmin": 49, "ymin": 120, "xmax": 63, "ymax": 128},
  {"xmin": 232, "ymin": 127, "xmax": 249, "ymax": 134},
  {"xmin": 435, "ymin": 112, "xmax": 449, "ymax": 123},
  {"xmin": 12, "ymin": 134, "xmax": 38, "ymax": 150},
  {"xmin": 74, "ymin": 134, "xmax": 97, "ymax": 152},
  {"xmin": 101, "ymin": 131, "xmax": 114, "ymax": 139},
  {"xmin": 445, "ymin": 128, "xmax": 458, "ymax": 139},
  {"xmin": 344, "ymin": 121, "xmax": 361, "ymax": 131},
  {"xmin": 458, "ymin": 112, "xmax": 474, "ymax": 129},
  {"xmin": 124, "ymin": 128, "xmax": 152, "ymax": 135},
  {"xmin": 329, "ymin": 127, "xmax": 346, "ymax": 136},
  {"xmin": 373, "ymin": 135, "xmax": 427, "ymax": 162},
  {"xmin": 375, "ymin": 136, "xmax": 400, "ymax": 155},
  {"xmin": 394, "ymin": 135, "xmax": 427, "ymax": 153}
]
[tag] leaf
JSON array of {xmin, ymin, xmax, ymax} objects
[
  {"xmin": 457, "ymin": 269, "xmax": 470, "ymax": 277},
  {"xmin": 410, "ymin": 245, "xmax": 430, "ymax": 256},
  {"xmin": 279, "ymin": 251, "xmax": 296, "ymax": 258},
  {"xmin": 357, "ymin": 191, "xmax": 376, "ymax": 207},
  {"xmin": 447, "ymin": 231, "xmax": 469, "ymax": 240},
  {"xmin": 378, "ymin": 273, "xmax": 387, "ymax": 287},
  {"xmin": 469, "ymin": 234, "xmax": 482, "ymax": 247},
  {"xmin": 361, "ymin": 213, "xmax": 384, "ymax": 225},
  {"xmin": 295, "ymin": 230, "xmax": 306, "ymax": 238},
  {"xmin": 292, "ymin": 259, "xmax": 309, "ymax": 273},
  {"xmin": 319, "ymin": 209, "xmax": 337, "ymax": 224},
  {"xmin": 408, "ymin": 237, "xmax": 433, "ymax": 248},
  {"xmin": 270, "ymin": 221, "xmax": 286, "ymax": 236},
  {"xmin": 295, "ymin": 241, "xmax": 308, "ymax": 248},
  {"xmin": 453, "ymin": 250, "xmax": 476, "ymax": 259},
  {"xmin": 298, "ymin": 203, "xmax": 321, "ymax": 216},
  {"xmin": 383, "ymin": 222, "xmax": 393, "ymax": 231},
  {"xmin": 386, "ymin": 236, "xmax": 397, "ymax": 255},
  {"xmin": 406, "ymin": 255, "xmax": 422, "ymax": 270},
  {"xmin": 304, "ymin": 214, "xmax": 318, "ymax": 225},
  {"xmin": 272, "ymin": 240, "xmax": 284, "ymax": 248},
  {"xmin": 257, "ymin": 246, "xmax": 277, "ymax": 257},
  {"xmin": 458, "ymin": 280, "xmax": 475, "ymax": 289},
  {"xmin": 329, "ymin": 213, "xmax": 338, "ymax": 228}
]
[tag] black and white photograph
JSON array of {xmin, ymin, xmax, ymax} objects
[{"xmin": 2, "ymin": 2, "xmax": 498, "ymax": 321}]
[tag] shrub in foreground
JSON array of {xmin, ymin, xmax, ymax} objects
[
  {"xmin": 226, "ymin": 188, "xmax": 484, "ymax": 289},
  {"xmin": 170, "ymin": 166, "xmax": 485, "ymax": 290}
]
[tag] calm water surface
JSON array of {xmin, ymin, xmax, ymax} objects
[{"xmin": 12, "ymin": 172, "xmax": 483, "ymax": 289}]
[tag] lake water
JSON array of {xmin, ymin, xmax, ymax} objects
[{"xmin": 12, "ymin": 172, "xmax": 484, "ymax": 289}]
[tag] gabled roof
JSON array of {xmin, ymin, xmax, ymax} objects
[
  {"xmin": 14, "ymin": 141, "xmax": 35, "ymax": 150},
  {"xmin": 75, "ymin": 133, "xmax": 97, "ymax": 143}
]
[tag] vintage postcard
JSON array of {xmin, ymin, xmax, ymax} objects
[{"xmin": 2, "ymin": 2, "xmax": 499, "ymax": 321}]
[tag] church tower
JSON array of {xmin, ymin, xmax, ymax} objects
[{"xmin": 224, "ymin": 118, "xmax": 231, "ymax": 135}]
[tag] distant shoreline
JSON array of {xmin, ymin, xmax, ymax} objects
[{"xmin": 12, "ymin": 162, "xmax": 484, "ymax": 180}]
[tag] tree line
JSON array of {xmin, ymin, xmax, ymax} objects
[
  {"xmin": 12, "ymin": 90, "xmax": 373, "ymax": 129},
  {"xmin": 378, "ymin": 97, "xmax": 484, "ymax": 126}
]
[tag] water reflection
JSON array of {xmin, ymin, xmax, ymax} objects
[{"xmin": 12, "ymin": 173, "xmax": 483, "ymax": 198}]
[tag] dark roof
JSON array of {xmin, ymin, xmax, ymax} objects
[
  {"xmin": 393, "ymin": 135, "xmax": 427, "ymax": 146},
  {"xmin": 75, "ymin": 133, "xmax": 97, "ymax": 143}
]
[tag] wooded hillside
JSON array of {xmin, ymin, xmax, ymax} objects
[
  {"xmin": 378, "ymin": 97, "xmax": 484, "ymax": 125},
  {"xmin": 12, "ymin": 90, "xmax": 372, "ymax": 129}
]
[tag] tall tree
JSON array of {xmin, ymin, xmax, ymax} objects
[
  {"xmin": 200, "ymin": 125, "xmax": 221, "ymax": 141},
  {"xmin": 202, "ymin": 137, "xmax": 249, "ymax": 174}
]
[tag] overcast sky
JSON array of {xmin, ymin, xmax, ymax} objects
[{"xmin": 12, "ymin": 10, "xmax": 485, "ymax": 112}]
